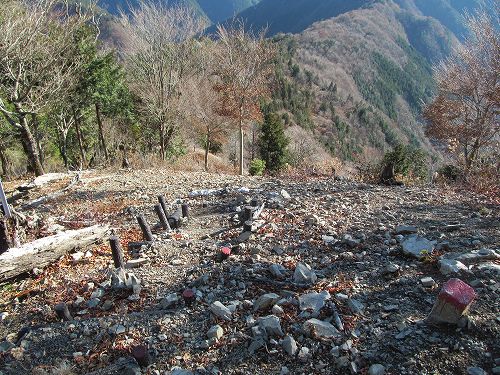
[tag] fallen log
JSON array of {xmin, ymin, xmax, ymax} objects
[
  {"xmin": 0, "ymin": 224, "xmax": 110, "ymax": 282},
  {"xmin": 21, "ymin": 173, "xmax": 81, "ymax": 210}
]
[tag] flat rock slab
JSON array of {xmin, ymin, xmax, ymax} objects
[
  {"xmin": 303, "ymin": 318, "xmax": 341, "ymax": 339},
  {"xmin": 298, "ymin": 291, "xmax": 330, "ymax": 313},
  {"xmin": 401, "ymin": 235, "xmax": 436, "ymax": 259}
]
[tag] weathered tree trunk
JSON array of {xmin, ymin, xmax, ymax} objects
[
  {"xmin": 73, "ymin": 108, "xmax": 87, "ymax": 169},
  {"xmin": 18, "ymin": 116, "xmax": 44, "ymax": 176},
  {"xmin": 239, "ymin": 105, "xmax": 244, "ymax": 175},
  {"xmin": 205, "ymin": 126, "xmax": 210, "ymax": 172},
  {"xmin": 159, "ymin": 121, "xmax": 166, "ymax": 161},
  {"xmin": 31, "ymin": 114, "xmax": 45, "ymax": 168},
  {"xmin": 0, "ymin": 218, "xmax": 12, "ymax": 254},
  {"xmin": 0, "ymin": 225, "xmax": 110, "ymax": 282},
  {"xmin": 0, "ymin": 146, "xmax": 12, "ymax": 178},
  {"xmin": 95, "ymin": 103, "xmax": 109, "ymax": 161}
]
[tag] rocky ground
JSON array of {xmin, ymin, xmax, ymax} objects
[{"xmin": 0, "ymin": 169, "xmax": 498, "ymax": 375}]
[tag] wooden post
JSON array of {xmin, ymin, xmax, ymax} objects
[
  {"xmin": 158, "ymin": 196, "xmax": 169, "ymax": 217},
  {"xmin": 181, "ymin": 203, "xmax": 189, "ymax": 218},
  {"xmin": 54, "ymin": 302, "xmax": 73, "ymax": 321},
  {"xmin": 154, "ymin": 204, "xmax": 171, "ymax": 230},
  {"xmin": 109, "ymin": 236, "xmax": 125, "ymax": 269},
  {"xmin": 244, "ymin": 206, "xmax": 253, "ymax": 221},
  {"xmin": 137, "ymin": 215, "xmax": 154, "ymax": 242},
  {"xmin": 132, "ymin": 345, "xmax": 151, "ymax": 367},
  {"xmin": 251, "ymin": 198, "xmax": 259, "ymax": 207},
  {"xmin": 243, "ymin": 220, "xmax": 253, "ymax": 232},
  {"xmin": 168, "ymin": 207, "xmax": 183, "ymax": 229}
]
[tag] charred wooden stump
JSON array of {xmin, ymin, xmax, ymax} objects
[
  {"xmin": 54, "ymin": 302, "xmax": 73, "ymax": 321},
  {"xmin": 137, "ymin": 215, "xmax": 154, "ymax": 242},
  {"xmin": 243, "ymin": 220, "xmax": 253, "ymax": 232},
  {"xmin": 168, "ymin": 207, "xmax": 183, "ymax": 229},
  {"xmin": 131, "ymin": 345, "xmax": 151, "ymax": 367},
  {"xmin": 158, "ymin": 196, "xmax": 169, "ymax": 217},
  {"xmin": 181, "ymin": 203, "xmax": 189, "ymax": 218},
  {"xmin": 251, "ymin": 198, "xmax": 259, "ymax": 207},
  {"xmin": 109, "ymin": 236, "xmax": 125, "ymax": 269},
  {"xmin": 243, "ymin": 206, "xmax": 253, "ymax": 222},
  {"xmin": 154, "ymin": 204, "xmax": 171, "ymax": 231}
]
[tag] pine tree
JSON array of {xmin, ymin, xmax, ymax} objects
[{"xmin": 259, "ymin": 112, "xmax": 289, "ymax": 172}]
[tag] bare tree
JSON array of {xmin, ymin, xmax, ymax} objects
[
  {"xmin": 118, "ymin": 1, "xmax": 206, "ymax": 160},
  {"xmin": 214, "ymin": 21, "xmax": 275, "ymax": 175},
  {"xmin": 424, "ymin": 8, "xmax": 499, "ymax": 172},
  {"xmin": 0, "ymin": 0, "xmax": 94, "ymax": 176},
  {"xmin": 184, "ymin": 41, "xmax": 229, "ymax": 171}
]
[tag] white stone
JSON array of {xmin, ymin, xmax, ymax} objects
[
  {"xmin": 439, "ymin": 259, "xmax": 468, "ymax": 275},
  {"xmin": 298, "ymin": 291, "xmax": 331, "ymax": 313},
  {"xmin": 368, "ymin": 364, "xmax": 386, "ymax": 375},
  {"xmin": 401, "ymin": 235, "xmax": 436, "ymax": 258},
  {"xmin": 303, "ymin": 318, "xmax": 341, "ymax": 338},
  {"xmin": 294, "ymin": 262, "xmax": 317, "ymax": 284},
  {"xmin": 210, "ymin": 301, "xmax": 232, "ymax": 320}
]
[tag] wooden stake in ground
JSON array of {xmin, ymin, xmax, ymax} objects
[
  {"xmin": 0, "ymin": 178, "xmax": 11, "ymax": 219},
  {"xmin": 54, "ymin": 302, "xmax": 73, "ymax": 321},
  {"xmin": 137, "ymin": 215, "xmax": 154, "ymax": 242},
  {"xmin": 158, "ymin": 196, "xmax": 169, "ymax": 217},
  {"xmin": 154, "ymin": 204, "xmax": 171, "ymax": 230},
  {"xmin": 109, "ymin": 236, "xmax": 125, "ymax": 269},
  {"xmin": 181, "ymin": 203, "xmax": 189, "ymax": 218}
]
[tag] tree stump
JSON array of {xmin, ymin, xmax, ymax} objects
[
  {"xmin": 181, "ymin": 203, "xmax": 189, "ymax": 218},
  {"xmin": 380, "ymin": 163, "xmax": 396, "ymax": 185},
  {"xmin": 168, "ymin": 207, "xmax": 183, "ymax": 229}
]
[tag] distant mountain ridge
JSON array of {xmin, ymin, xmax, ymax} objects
[{"xmin": 96, "ymin": 0, "xmax": 261, "ymax": 23}]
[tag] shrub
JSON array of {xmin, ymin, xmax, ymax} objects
[
  {"xmin": 249, "ymin": 159, "xmax": 266, "ymax": 176},
  {"xmin": 437, "ymin": 164, "xmax": 462, "ymax": 182},
  {"xmin": 382, "ymin": 144, "xmax": 428, "ymax": 180}
]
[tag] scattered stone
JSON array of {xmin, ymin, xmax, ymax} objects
[
  {"xmin": 421, "ymin": 277, "xmax": 436, "ymax": 287},
  {"xmin": 269, "ymin": 264, "xmax": 286, "ymax": 278},
  {"xmin": 395, "ymin": 225, "xmax": 417, "ymax": 235},
  {"xmin": 427, "ymin": 278, "xmax": 477, "ymax": 325},
  {"xmin": 368, "ymin": 364, "xmax": 386, "ymax": 375},
  {"xmin": 207, "ymin": 325, "xmax": 224, "ymax": 340},
  {"xmin": 258, "ymin": 315, "xmax": 284, "ymax": 337},
  {"xmin": 210, "ymin": 301, "xmax": 233, "ymax": 321},
  {"xmin": 253, "ymin": 293, "xmax": 280, "ymax": 312},
  {"xmin": 161, "ymin": 293, "xmax": 179, "ymax": 309},
  {"xmin": 303, "ymin": 318, "xmax": 341, "ymax": 338},
  {"xmin": 294, "ymin": 262, "xmax": 317, "ymax": 284},
  {"xmin": 297, "ymin": 346, "xmax": 311, "ymax": 361},
  {"xmin": 272, "ymin": 305, "xmax": 284, "ymax": 316},
  {"xmin": 439, "ymin": 259, "xmax": 468, "ymax": 275},
  {"xmin": 298, "ymin": 291, "xmax": 330, "ymax": 314},
  {"xmin": 126, "ymin": 258, "xmax": 149, "ymax": 268},
  {"xmin": 401, "ymin": 235, "xmax": 436, "ymax": 258},
  {"xmin": 347, "ymin": 298, "xmax": 365, "ymax": 314},
  {"xmin": 282, "ymin": 335, "xmax": 297, "ymax": 356}
]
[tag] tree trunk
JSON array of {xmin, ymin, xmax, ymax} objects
[
  {"xmin": 239, "ymin": 105, "xmax": 244, "ymax": 175},
  {"xmin": 73, "ymin": 108, "xmax": 87, "ymax": 169},
  {"xmin": 0, "ymin": 218, "xmax": 11, "ymax": 254},
  {"xmin": 0, "ymin": 146, "xmax": 12, "ymax": 178},
  {"xmin": 205, "ymin": 126, "xmax": 210, "ymax": 172},
  {"xmin": 31, "ymin": 114, "xmax": 45, "ymax": 168},
  {"xmin": 95, "ymin": 103, "xmax": 109, "ymax": 161},
  {"xmin": 160, "ymin": 121, "xmax": 166, "ymax": 161},
  {"xmin": 19, "ymin": 116, "xmax": 44, "ymax": 176}
]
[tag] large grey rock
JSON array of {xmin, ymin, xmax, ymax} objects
[
  {"xmin": 210, "ymin": 301, "xmax": 232, "ymax": 320},
  {"xmin": 298, "ymin": 291, "xmax": 331, "ymax": 314},
  {"xmin": 467, "ymin": 367, "xmax": 487, "ymax": 375},
  {"xmin": 282, "ymin": 335, "xmax": 297, "ymax": 356},
  {"xmin": 253, "ymin": 293, "xmax": 280, "ymax": 312},
  {"xmin": 258, "ymin": 315, "xmax": 284, "ymax": 337},
  {"xmin": 294, "ymin": 263, "xmax": 317, "ymax": 284},
  {"xmin": 303, "ymin": 318, "xmax": 341, "ymax": 339},
  {"xmin": 401, "ymin": 235, "xmax": 436, "ymax": 258},
  {"xmin": 457, "ymin": 248, "xmax": 499, "ymax": 264},
  {"xmin": 270, "ymin": 264, "xmax": 286, "ymax": 279},
  {"xmin": 439, "ymin": 259, "xmax": 468, "ymax": 275}
]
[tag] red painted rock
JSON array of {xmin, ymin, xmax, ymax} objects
[
  {"xmin": 221, "ymin": 246, "xmax": 231, "ymax": 259},
  {"xmin": 427, "ymin": 278, "xmax": 477, "ymax": 324},
  {"xmin": 182, "ymin": 289, "xmax": 196, "ymax": 306}
]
